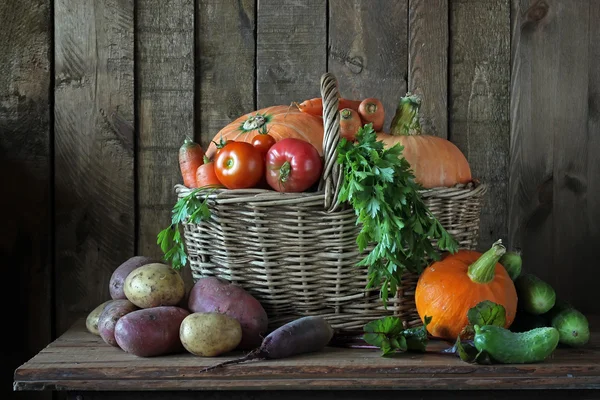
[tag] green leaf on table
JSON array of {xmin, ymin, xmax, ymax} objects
[
  {"xmin": 467, "ymin": 300, "xmax": 507, "ymax": 328},
  {"xmin": 363, "ymin": 316, "xmax": 406, "ymax": 356},
  {"xmin": 402, "ymin": 315, "xmax": 432, "ymax": 352}
]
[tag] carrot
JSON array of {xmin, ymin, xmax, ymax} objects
[
  {"xmin": 339, "ymin": 108, "xmax": 362, "ymax": 141},
  {"xmin": 358, "ymin": 98, "xmax": 385, "ymax": 131},
  {"xmin": 195, "ymin": 156, "xmax": 223, "ymax": 189},
  {"xmin": 179, "ymin": 138, "xmax": 205, "ymax": 188},
  {"xmin": 200, "ymin": 316, "xmax": 334, "ymax": 372},
  {"xmin": 295, "ymin": 97, "xmax": 362, "ymax": 116}
]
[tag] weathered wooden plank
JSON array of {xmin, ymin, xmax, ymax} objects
[
  {"xmin": 510, "ymin": 0, "xmax": 597, "ymax": 313},
  {"xmin": 550, "ymin": 1, "xmax": 593, "ymax": 312},
  {"xmin": 137, "ymin": 0, "xmax": 195, "ymax": 262},
  {"xmin": 449, "ymin": 0, "xmax": 510, "ymax": 250},
  {"xmin": 196, "ymin": 0, "xmax": 256, "ymax": 148},
  {"xmin": 408, "ymin": 0, "xmax": 448, "ymax": 138},
  {"xmin": 329, "ymin": 0, "xmax": 408, "ymax": 132},
  {"xmin": 54, "ymin": 0, "xmax": 135, "ymax": 334},
  {"xmin": 13, "ymin": 318, "xmax": 600, "ymax": 392},
  {"xmin": 256, "ymin": 0, "xmax": 326, "ymax": 108},
  {"xmin": 0, "ymin": 1, "xmax": 52, "ymax": 399},
  {"xmin": 588, "ymin": 3, "xmax": 600, "ymax": 310},
  {"xmin": 65, "ymin": 390, "xmax": 600, "ymax": 400}
]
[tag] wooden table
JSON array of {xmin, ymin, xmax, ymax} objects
[{"xmin": 13, "ymin": 318, "xmax": 600, "ymax": 399}]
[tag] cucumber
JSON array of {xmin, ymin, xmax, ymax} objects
[
  {"xmin": 499, "ymin": 251, "xmax": 522, "ymax": 281},
  {"xmin": 550, "ymin": 308, "xmax": 590, "ymax": 347},
  {"xmin": 515, "ymin": 273, "xmax": 556, "ymax": 315},
  {"xmin": 473, "ymin": 325, "xmax": 559, "ymax": 364}
]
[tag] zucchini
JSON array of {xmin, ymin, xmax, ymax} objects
[
  {"xmin": 515, "ymin": 273, "xmax": 556, "ymax": 315},
  {"xmin": 550, "ymin": 308, "xmax": 590, "ymax": 347},
  {"xmin": 473, "ymin": 325, "xmax": 559, "ymax": 364}
]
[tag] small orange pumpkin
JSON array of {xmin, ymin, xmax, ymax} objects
[
  {"xmin": 415, "ymin": 240, "xmax": 518, "ymax": 340},
  {"xmin": 205, "ymin": 105, "xmax": 324, "ymax": 159},
  {"xmin": 377, "ymin": 94, "xmax": 472, "ymax": 189}
]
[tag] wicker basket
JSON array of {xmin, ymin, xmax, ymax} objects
[{"xmin": 176, "ymin": 73, "xmax": 487, "ymax": 334}]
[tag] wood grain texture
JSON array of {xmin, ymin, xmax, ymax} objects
[
  {"xmin": 329, "ymin": 0, "xmax": 408, "ymax": 132},
  {"xmin": 137, "ymin": 0, "xmax": 195, "ymax": 261},
  {"xmin": 13, "ymin": 317, "xmax": 600, "ymax": 391},
  {"xmin": 408, "ymin": 0, "xmax": 448, "ymax": 138},
  {"xmin": 54, "ymin": 0, "xmax": 135, "ymax": 335},
  {"xmin": 509, "ymin": 0, "xmax": 598, "ymax": 313},
  {"xmin": 256, "ymin": 0, "xmax": 326, "ymax": 109},
  {"xmin": 0, "ymin": 1, "xmax": 52, "ymax": 400},
  {"xmin": 196, "ymin": 0, "xmax": 256, "ymax": 148},
  {"xmin": 67, "ymin": 390, "xmax": 600, "ymax": 400},
  {"xmin": 449, "ymin": 0, "xmax": 510, "ymax": 250}
]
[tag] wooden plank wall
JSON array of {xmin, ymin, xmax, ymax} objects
[{"xmin": 2, "ymin": 1, "xmax": 600, "ymax": 399}]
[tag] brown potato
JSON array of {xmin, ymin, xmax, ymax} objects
[
  {"xmin": 109, "ymin": 256, "xmax": 157, "ymax": 300},
  {"xmin": 179, "ymin": 312, "xmax": 242, "ymax": 357},
  {"xmin": 114, "ymin": 306, "xmax": 190, "ymax": 357},
  {"xmin": 188, "ymin": 277, "xmax": 268, "ymax": 349},
  {"xmin": 124, "ymin": 263, "xmax": 186, "ymax": 309},
  {"xmin": 86, "ymin": 300, "xmax": 113, "ymax": 336},
  {"xmin": 98, "ymin": 299, "xmax": 138, "ymax": 347}
]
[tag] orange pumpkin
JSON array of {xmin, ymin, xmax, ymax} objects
[
  {"xmin": 414, "ymin": 240, "xmax": 518, "ymax": 340},
  {"xmin": 377, "ymin": 94, "xmax": 472, "ymax": 189},
  {"xmin": 205, "ymin": 105, "xmax": 324, "ymax": 160}
]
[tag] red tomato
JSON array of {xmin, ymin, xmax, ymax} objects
[
  {"xmin": 195, "ymin": 159, "xmax": 223, "ymax": 189},
  {"xmin": 213, "ymin": 138, "xmax": 234, "ymax": 160},
  {"xmin": 265, "ymin": 138, "xmax": 323, "ymax": 193},
  {"xmin": 252, "ymin": 133, "xmax": 276, "ymax": 156},
  {"xmin": 214, "ymin": 142, "xmax": 264, "ymax": 189}
]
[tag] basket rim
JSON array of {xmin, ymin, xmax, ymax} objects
[{"xmin": 175, "ymin": 179, "xmax": 487, "ymax": 206}]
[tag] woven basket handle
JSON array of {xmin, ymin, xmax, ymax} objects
[{"xmin": 319, "ymin": 72, "xmax": 343, "ymax": 211}]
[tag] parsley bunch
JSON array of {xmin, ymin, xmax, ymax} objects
[
  {"xmin": 157, "ymin": 188, "xmax": 211, "ymax": 270},
  {"xmin": 336, "ymin": 123, "xmax": 458, "ymax": 304}
]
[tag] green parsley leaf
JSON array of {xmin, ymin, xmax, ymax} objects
[
  {"xmin": 336, "ymin": 123, "xmax": 458, "ymax": 304},
  {"xmin": 157, "ymin": 188, "xmax": 212, "ymax": 270}
]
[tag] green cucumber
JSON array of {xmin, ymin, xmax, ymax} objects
[
  {"xmin": 515, "ymin": 273, "xmax": 556, "ymax": 315},
  {"xmin": 550, "ymin": 308, "xmax": 590, "ymax": 347},
  {"xmin": 499, "ymin": 250, "xmax": 522, "ymax": 281},
  {"xmin": 473, "ymin": 325, "xmax": 559, "ymax": 364}
]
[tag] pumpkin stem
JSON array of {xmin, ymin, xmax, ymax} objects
[
  {"xmin": 467, "ymin": 239, "xmax": 507, "ymax": 284},
  {"xmin": 243, "ymin": 114, "xmax": 267, "ymax": 131},
  {"xmin": 389, "ymin": 92, "xmax": 423, "ymax": 136}
]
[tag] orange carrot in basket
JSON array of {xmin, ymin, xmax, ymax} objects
[
  {"xmin": 179, "ymin": 138, "xmax": 205, "ymax": 188},
  {"xmin": 358, "ymin": 98, "xmax": 385, "ymax": 131},
  {"xmin": 339, "ymin": 108, "xmax": 362, "ymax": 142},
  {"xmin": 295, "ymin": 97, "xmax": 362, "ymax": 116},
  {"xmin": 195, "ymin": 156, "xmax": 223, "ymax": 189}
]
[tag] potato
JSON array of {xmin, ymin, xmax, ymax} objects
[
  {"xmin": 180, "ymin": 312, "xmax": 242, "ymax": 357},
  {"xmin": 98, "ymin": 299, "xmax": 138, "ymax": 347},
  {"xmin": 86, "ymin": 300, "xmax": 113, "ymax": 335},
  {"xmin": 114, "ymin": 306, "xmax": 190, "ymax": 357},
  {"xmin": 110, "ymin": 256, "xmax": 158, "ymax": 300},
  {"xmin": 188, "ymin": 277, "xmax": 268, "ymax": 349},
  {"xmin": 124, "ymin": 263, "xmax": 185, "ymax": 309}
]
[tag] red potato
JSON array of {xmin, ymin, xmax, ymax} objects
[
  {"xmin": 98, "ymin": 299, "xmax": 139, "ymax": 347},
  {"xmin": 202, "ymin": 316, "xmax": 334, "ymax": 372},
  {"xmin": 114, "ymin": 306, "xmax": 190, "ymax": 357},
  {"xmin": 188, "ymin": 277, "xmax": 268, "ymax": 349},
  {"xmin": 109, "ymin": 256, "xmax": 158, "ymax": 300}
]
